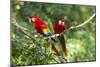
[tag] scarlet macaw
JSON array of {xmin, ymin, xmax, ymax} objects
[
  {"xmin": 53, "ymin": 18, "xmax": 68, "ymax": 56},
  {"xmin": 29, "ymin": 16, "xmax": 60, "ymax": 56}
]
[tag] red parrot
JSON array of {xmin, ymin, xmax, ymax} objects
[
  {"xmin": 53, "ymin": 18, "xmax": 68, "ymax": 57},
  {"xmin": 29, "ymin": 16, "xmax": 60, "ymax": 56}
]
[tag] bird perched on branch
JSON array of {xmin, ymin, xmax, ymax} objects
[
  {"xmin": 29, "ymin": 16, "xmax": 60, "ymax": 56},
  {"xmin": 53, "ymin": 18, "xmax": 68, "ymax": 57}
]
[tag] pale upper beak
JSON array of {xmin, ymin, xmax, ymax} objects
[
  {"xmin": 29, "ymin": 18, "xmax": 35, "ymax": 23},
  {"xmin": 28, "ymin": 18, "xmax": 32, "ymax": 23},
  {"xmin": 31, "ymin": 18, "xmax": 35, "ymax": 22}
]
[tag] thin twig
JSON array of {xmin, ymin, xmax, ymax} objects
[
  {"xmin": 46, "ymin": 13, "xmax": 96, "ymax": 38},
  {"xmin": 69, "ymin": 13, "xmax": 96, "ymax": 29},
  {"xmin": 52, "ymin": 57, "xmax": 61, "ymax": 63}
]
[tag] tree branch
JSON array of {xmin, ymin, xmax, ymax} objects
[
  {"xmin": 11, "ymin": 13, "xmax": 95, "ymax": 63},
  {"xmin": 69, "ymin": 13, "xmax": 96, "ymax": 29},
  {"xmin": 46, "ymin": 13, "xmax": 96, "ymax": 38},
  {"xmin": 12, "ymin": 13, "xmax": 95, "ymax": 39},
  {"xmin": 11, "ymin": 18, "xmax": 42, "ymax": 48}
]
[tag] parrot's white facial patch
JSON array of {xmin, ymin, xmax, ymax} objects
[
  {"xmin": 62, "ymin": 22, "xmax": 65, "ymax": 26},
  {"xmin": 32, "ymin": 18, "xmax": 35, "ymax": 22},
  {"xmin": 59, "ymin": 20, "xmax": 62, "ymax": 25}
]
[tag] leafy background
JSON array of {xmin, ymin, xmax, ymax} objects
[{"xmin": 11, "ymin": 0, "xmax": 96, "ymax": 66}]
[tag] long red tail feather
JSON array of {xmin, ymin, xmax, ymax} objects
[
  {"xmin": 58, "ymin": 34, "xmax": 67, "ymax": 56},
  {"xmin": 51, "ymin": 44, "xmax": 61, "ymax": 56}
]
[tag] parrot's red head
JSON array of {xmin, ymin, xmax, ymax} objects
[
  {"xmin": 53, "ymin": 18, "xmax": 68, "ymax": 34},
  {"xmin": 29, "ymin": 16, "xmax": 42, "ymax": 24},
  {"xmin": 58, "ymin": 18, "xmax": 65, "ymax": 26},
  {"xmin": 29, "ymin": 16, "xmax": 38, "ymax": 23},
  {"xmin": 58, "ymin": 20, "xmax": 65, "ymax": 26}
]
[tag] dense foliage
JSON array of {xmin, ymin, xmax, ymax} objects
[{"xmin": 11, "ymin": 1, "xmax": 96, "ymax": 66}]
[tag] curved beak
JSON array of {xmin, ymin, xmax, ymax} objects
[{"xmin": 28, "ymin": 18, "xmax": 32, "ymax": 23}]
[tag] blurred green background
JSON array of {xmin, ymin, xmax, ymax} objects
[{"xmin": 11, "ymin": 1, "xmax": 96, "ymax": 66}]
